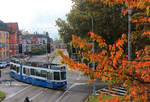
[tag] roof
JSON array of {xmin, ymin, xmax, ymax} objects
[
  {"xmin": 6, "ymin": 23, "xmax": 19, "ymax": 33},
  {"xmin": 0, "ymin": 20, "xmax": 11, "ymax": 32},
  {"xmin": 22, "ymin": 34, "xmax": 49, "ymax": 39}
]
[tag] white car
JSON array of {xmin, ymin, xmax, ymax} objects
[{"xmin": 0, "ymin": 62, "xmax": 8, "ymax": 69}]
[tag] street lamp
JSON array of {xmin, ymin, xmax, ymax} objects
[
  {"xmin": 74, "ymin": 10, "xmax": 96, "ymax": 97},
  {"xmin": 128, "ymin": 9, "xmax": 132, "ymax": 60}
]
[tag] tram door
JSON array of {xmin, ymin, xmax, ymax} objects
[{"xmin": 47, "ymin": 72, "xmax": 53, "ymax": 81}]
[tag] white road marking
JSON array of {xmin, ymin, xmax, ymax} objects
[
  {"xmin": 5, "ymin": 85, "xmax": 32, "ymax": 100},
  {"xmin": 56, "ymin": 83, "xmax": 87, "ymax": 102},
  {"xmin": 0, "ymin": 83, "xmax": 28, "ymax": 86},
  {"xmin": 76, "ymin": 73, "xmax": 81, "ymax": 80},
  {"xmin": 30, "ymin": 91, "xmax": 43, "ymax": 100}
]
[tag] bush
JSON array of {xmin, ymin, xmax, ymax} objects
[
  {"xmin": 0, "ymin": 91, "xmax": 5, "ymax": 100},
  {"xmin": 31, "ymin": 46, "xmax": 46, "ymax": 55}
]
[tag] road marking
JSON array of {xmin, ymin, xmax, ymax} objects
[
  {"xmin": 56, "ymin": 83, "xmax": 87, "ymax": 102},
  {"xmin": 5, "ymin": 85, "xmax": 32, "ymax": 100},
  {"xmin": 76, "ymin": 73, "xmax": 81, "ymax": 80},
  {"xmin": 56, "ymin": 83, "xmax": 75, "ymax": 102},
  {"xmin": 30, "ymin": 90, "xmax": 43, "ymax": 100},
  {"xmin": 0, "ymin": 83, "xmax": 28, "ymax": 86}
]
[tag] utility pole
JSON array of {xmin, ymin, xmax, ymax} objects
[
  {"xmin": 74, "ymin": 10, "xmax": 96, "ymax": 97},
  {"xmin": 128, "ymin": 9, "xmax": 132, "ymax": 61}
]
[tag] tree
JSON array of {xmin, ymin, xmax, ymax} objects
[
  {"xmin": 56, "ymin": 18, "xmax": 74, "ymax": 43},
  {"xmin": 31, "ymin": 46, "xmax": 46, "ymax": 55},
  {"xmin": 58, "ymin": 32, "xmax": 150, "ymax": 102},
  {"xmin": 57, "ymin": 0, "xmax": 150, "ymax": 101},
  {"xmin": 56, "ymin": 0, "xmax": 128, "ymax": 44}
]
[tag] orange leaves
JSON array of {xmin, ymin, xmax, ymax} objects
[
  {"xmin": 131, "ymin": 17, "xmax": 150, "ymax": 23},
  {"xmin": 132, "ymin": 19, "xmax": 138, "ymax": 23},
  {"xmin": 71, "ymin": 35, "xmax": 93, "ymax": 50},
  {"xmin": 89, "ymin": 0, "xmax": 150, "ymax": 16},
  {"xmin": 142, "ymin": 32, "xmax": 150, "ymax": 36},
  {"xmin": 100, "ymin": 0, "xmax": 149, "ymax": 10},
  {"xmin": 89, "ymin": 32, "xmax": 107, "ymax": 48},
  {"xmin": 58, "ymin": 31, "xmax": 150, "ymax": 102},
  {"xmin": 121, "ymin": 8, "xmax": 128, "ymax": 16}
]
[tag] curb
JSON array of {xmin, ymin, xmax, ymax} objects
[{"xmin": 84, "ymin": 95, "xmax": 92, "ymax": 102}]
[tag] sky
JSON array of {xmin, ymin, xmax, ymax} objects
[{"xmin": 0, "ymin": 0, "xmax": 73, "ymax": 39}]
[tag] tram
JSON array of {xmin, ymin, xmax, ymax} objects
[{"xmin": 9, "ymin": 60, "xmax": 67, "ymax": 89}]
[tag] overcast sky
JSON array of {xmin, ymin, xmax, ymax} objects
[{"xmin": 0, "ymin": 0, "xmax": 73, "ymax": 39}]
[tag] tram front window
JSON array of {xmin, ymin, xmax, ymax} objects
[
  {"xmin": 61, "ymin": 72, "xmax": 66, "ymax": 80},
  {"xmin": 54, "ymin": 72, "xmax": 60, "ymax": 80}
]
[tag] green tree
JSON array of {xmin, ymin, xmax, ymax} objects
[
  {"xmin": 31, "ymin": 46, "xmax": 46, "ymax": 55},
  {"xmin": 56, "ymin": 18, "xmax": 74, "ymax": 43},
  {"xmin": 56, "ymin": 0, "xmax": 128, "ymax": 44}
]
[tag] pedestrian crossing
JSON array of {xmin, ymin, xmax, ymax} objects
[{"xmin": 96, "ymin": 86, "xmax": 126, "ymax": 96}]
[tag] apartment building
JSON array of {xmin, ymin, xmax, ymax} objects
[{"xmin": 0, "ymin": 20, "xmax": 10, "ymax": 61}]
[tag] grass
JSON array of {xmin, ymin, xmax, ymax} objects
[
  {"xmin": 88, "ymin": 95, "xmax": 124, "ymax": 102},
  {"xmin": 0, "ymin": 91, "xmax": 5, "ymax": 100}
]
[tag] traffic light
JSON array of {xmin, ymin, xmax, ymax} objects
[
  {"xmin": 47, "ymin": 44, "xmax": 51, "ymax": 53},
  {"xmin": 19, "ymin": 44, "xmax": 22, "ymax": 53}
]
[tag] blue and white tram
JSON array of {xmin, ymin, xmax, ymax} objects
[{"xmin": 9, "ymin": 62, "xmax": 67, "ymax": 89}]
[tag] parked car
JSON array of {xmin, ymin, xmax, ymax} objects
[{"xmin": 0, "ymin": 62, "xmax": 8, "ymax": 69}]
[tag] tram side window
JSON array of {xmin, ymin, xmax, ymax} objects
[
  {"xmin": 13, "ymin": 65, "xmax": 16, "ymax": 71},
  {"xmin": 26, "ymin": 69, "xmax": 30, "ymax": 76},
  {"xmin": 16, "ymin": 67, "xmax": 20, "ymax": 73},
  {"xmin": 47, "ymin": 72, "xmax": 53, "ymax": 80},
  {"xmin": 35, "ymin": 70, "xmax": 41, "ymax": 77},
  {"xmin": 30, "ymin": 69, "xmax": 35, "ymax": 76},
  {"xmin": 10, "ymin": 64, "xmax": 13, "ymax": 70},
  {"xmin": 54, "ymin": 72, "xmax": 60, "ymax": 80},
  {"xmin": 61, "ymin": 72, "xmax": 66, "ymax": 80},
  {"xmin": 23, "ymin": 67, "xmax": 26, "ymax": 74},
  {"xmin": 41, "ymin": 70, "xmax": 47, "ymax": 78}
]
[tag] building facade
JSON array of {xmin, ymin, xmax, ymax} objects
[
  {"xmin": 0, "ymin": 20, "xmax": 10, "ymax": 61},
  {"xmin": 6, "ymin": 23, "xmax": 22, "ymax": 56},
  {"xmin": 22, "ymin": 33, "xmax": 53, "ymax": 54}
]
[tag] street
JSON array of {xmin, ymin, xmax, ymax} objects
[{"xmin": 0, "ymin": 50, "xmax": 107, "ymax": 102}]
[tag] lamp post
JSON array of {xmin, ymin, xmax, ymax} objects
[
  {"xmin": 74, "ymin": 10, "xmax": 96, "ymax": 97},
  {"xmin": 128, "ymin": 9, "xmax": 132, "ymax": 61}
]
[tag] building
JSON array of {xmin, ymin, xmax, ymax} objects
[
  {"xmin": 0, "ymin": 20, "xmax": 10, "ymax": 61},
  {"xmin": 22, "ymin": 32, "xmax": 53, "ymax": 54},
  {"xmin": 6, "ymin": 23, "xmax": 22, "ymax": 56}
]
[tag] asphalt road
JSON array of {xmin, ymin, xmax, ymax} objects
[{"xmin": 0, "ymin": 50, "xmax": 107, "ymax": 102}]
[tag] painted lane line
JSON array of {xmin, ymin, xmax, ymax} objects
[
  {"xmin": 30, "ymin": 91, "xmax": 43, "ymax": 100},
  {"xmin": 5, "ymin": 85, "xmax": 32, "ymax": 100},
  {"xmin": 56, "ymin": 83, "xmax": 76, "ymax": 102},
  {"xmin": 76, "ymin": 73, "xmax": 81, "ymax": 80},
  {"xmin": 56, "ymin": 83, "xmax": 87, "ymax": 102}
]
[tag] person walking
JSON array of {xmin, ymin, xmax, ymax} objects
[{"xmin": 24, "ymin": 96, "xmax": 30, "ymax": 102}]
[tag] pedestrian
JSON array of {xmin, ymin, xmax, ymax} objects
[{"xmin": 24, "ymin": 96, "xmax": 30, "ymax": 102}]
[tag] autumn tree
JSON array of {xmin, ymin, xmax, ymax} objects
[
  {"xmin": 58, "ymin": 32, "xmax": 150, "ymax": 102},
  {"xmin": 57, "ymin": 0, "xmax": 150, "ymax": 102}
]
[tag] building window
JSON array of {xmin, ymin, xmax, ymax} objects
[
  {"xmin": 5, "ymin": 32, "xmax": 7, "ymax": 39},
  {"xmin": 0, "ymin": 32, "xmax": 2, "ymax": 38},
  {"xmin": 3, "ymin": 32, "xmax": 5, "ymax": 38},
  {"xmin": 43, "ymin": 40, "xmax": 45, "ymax": 44}
]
